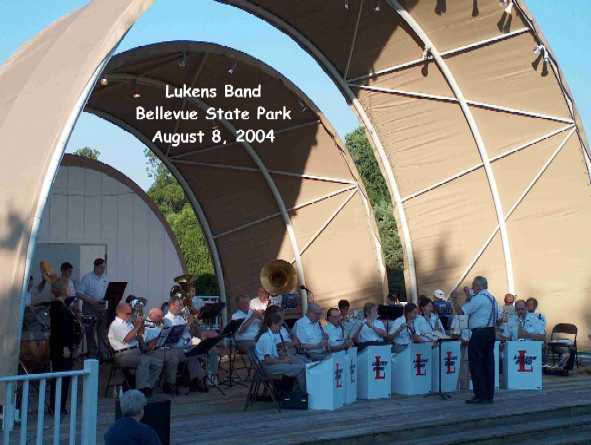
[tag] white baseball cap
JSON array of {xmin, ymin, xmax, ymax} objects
[{"xmin": 433, "ymin": 289, "xmax": 446, "ymax": 300}]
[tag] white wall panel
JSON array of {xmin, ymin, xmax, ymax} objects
[{"xmin": 35, "ymin": 161, "xmax": 185, "ymax": 308}]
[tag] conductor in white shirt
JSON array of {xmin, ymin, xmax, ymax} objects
[
  {"xmin": 78, "ymin": 258, "xmax": 109, "ymax": 358},
  {"xmin": 454, "ymin": 276, "xmax": 499, "ymax": 404}
]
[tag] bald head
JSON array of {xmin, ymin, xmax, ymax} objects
[
  {"xmin": 307, "ymin": 303, "xmax": 322, "ymax": 322},
  {"xmin": 116, "ymin": 303, "xmax": 132, "ymax": 321},
  {"xmin": 148, "ymin": 308, "xmax": 163, "ymax": 323}
]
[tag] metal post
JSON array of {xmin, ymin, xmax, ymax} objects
[{"xmin": 80, "ymin": 360, "xmax": 99, "ymax": 445}]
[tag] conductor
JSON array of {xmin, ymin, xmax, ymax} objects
[{"xmin": 455, "ymin": 276, "xmax": 498, "ymax": 404}]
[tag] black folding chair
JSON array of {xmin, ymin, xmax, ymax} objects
[
  {"xmin": 243, "ymin": 347, "xmax": 282, "ymax": 412},
  {"xmin": 547, "ymin": 323, "xmax": 578, "ymax": 369}
]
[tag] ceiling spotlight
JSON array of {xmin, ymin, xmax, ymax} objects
[
  {"xmin": 374, "ymin": 1, "xmax": 381, "ymax": 12},
  {"xmin": 99, "ymin": 77, "xmax": 109, "ymax": 87},
  {"xmin": 132, "ymin": 80, "xmax": 141, "ymax": 99},
  {"xmin": 298, "ymin": 100, "xmax": 308, "ymax": 112},
  {"xmin": 344, "ymin": 0, "xmax": 349, "ymax": 10},
  {"xmin": 228, "ymin": 61, "xmax": 238, "ymax": 75},
  {"xmin": 178, "ymin": 52, "xmax": 187, "ymax": 69}
]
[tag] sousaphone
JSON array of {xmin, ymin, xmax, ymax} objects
[{"xmin": 260, "ymin": 259, "xmax": 297, "ymax": 295}]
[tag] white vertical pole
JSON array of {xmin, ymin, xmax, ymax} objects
[{"xmin": 80, "ymin": 360, "xmax": 98, "ymax": 445}]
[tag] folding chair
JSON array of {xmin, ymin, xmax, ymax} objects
[
  {"xmin": 547, "ymin": 323, "xmax": 578, "ymax": 369},
  {"xmin": 243, "ymin": 347, "xmax": 282, "ymax": 412}
]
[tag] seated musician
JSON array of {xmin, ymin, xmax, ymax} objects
[
  {"xmin": 388, "ymin": 302, "xmax": 422, "ymax": 353},
  {"xmin": 293, "ymin": 303, "xmax": 329, "ymax": 361},
  {"xmin": 164, "ymin": 294, "xmax": 213, "ymax": 391},
  {"xmin": 415, "ymin": 297, "xmax": 446, "ymax": 341},
  {"xmin": 526, "ymin": 297, "xmax": 547, "ymax": 334},
  {"xmin": 263, "ymin": 305, "xmax": 298, "ymax": 356},
  {"xmin": 141, "ymin": 308, "xmax": 181, "ymax": 395},
  {"xmin": 250, "ymin": 287, "xmax": 270, "ymax": 312},
  {"xmin": 325, "ymin": 308, "xmax": 353, "ymax": 352},
  {"xmin": 255, "ymin": 312, "xmax": 306, "ymax": 392},
  {"xmin": 516, "ymin": 299, "xmax": 546, "ymax": 341},
  {"xmin": 108, "ymin": 303, "xmax": 163, "ymax": 397},
  {"xmin": 231, "ymin": 295, "xmax": 262, "ymax": 353},
  {"xmin": 355, "ymin": 302, "xmax": 387, "ymax": 345}
]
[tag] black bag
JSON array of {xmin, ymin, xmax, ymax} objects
[{"xmin": 279, "ymin": 388, "xmax": 308, "ymax": 410}]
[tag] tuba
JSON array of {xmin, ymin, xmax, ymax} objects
[
  {"xmin": 173, "ymin": 273, "xmax": 197, "ymax": 321},
  {"xmin": 259, "ymin": 260, "xmax": 297, "ymax": 296}
]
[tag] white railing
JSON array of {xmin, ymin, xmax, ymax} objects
[{"xmin": 0, "ymin": 359, "xmax": 99, "ymax": 445}]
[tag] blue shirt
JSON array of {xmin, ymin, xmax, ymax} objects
[
  {"xmin": 462, "ymin": 290, "xmax": 498, "ymax": 329},
  {"xmin": 104, "ymin": 416, "xmax": 162, "ymax": 445}
]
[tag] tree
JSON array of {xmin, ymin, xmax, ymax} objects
[
  {"xmin": 144, "ymin": 149, "xmax": 217, "ymax": 294},
  {"xmin": 345, "ymin": 127, "xmax": 405, "ymax": 296},
  {"xmin": 73, "ymin": 146, "xmax": 101, "ymax": 160}
]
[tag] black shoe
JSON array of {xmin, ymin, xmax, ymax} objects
[
  {"xmin": 140, "ymin": 387, "xmax": 153, "ymax": 398},
  {"xmin": 465, "ymin": 398, "xmax": 482, "ymax": 404},
  {"xmin": 163, "ymin": 383, "xmax": 176, "ymax": 395},
  {"xmin": 482, "ymin": 399, "xmax": 494, "ymax": 404}
]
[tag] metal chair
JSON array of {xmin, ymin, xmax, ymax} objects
[
  {"xmin": 243, "ymin": 347, "xmax": 282, "ymax": 412},
  {"xmin": 547, "ymin": 323, "xmax": 578, "ymax": 368}
]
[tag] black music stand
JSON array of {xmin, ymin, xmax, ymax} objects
[
  {"xmin": 220, "ymin": 319, "xmax": 248, "ymax": 388},
  {"xmin": 425, "ymin": 337, "xmax": 455, "ymax": 401}
]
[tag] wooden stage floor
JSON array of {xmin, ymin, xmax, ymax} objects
[{"xmin": 91, "ymin": 372, "xmax": 591, "ymax": 444}]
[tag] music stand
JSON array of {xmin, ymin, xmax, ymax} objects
[
  {"xmin": 185, "ymin": 336, "xmax": 226, "ymax": 395},
  {"xmin": 426, "ymin": 337, "xmax": 455, "ymax": 401},
  {"xmin": 220, "ymin": 319, "xmax": 248, "ymax": 388}
]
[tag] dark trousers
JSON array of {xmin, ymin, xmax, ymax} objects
[
  {"xmin": 468, "ymin": 327, "xmax": 496, "ymax": 401},
  {"xmin": 50, "ymin": 356, "xmax": 73, "ymax": 413}
]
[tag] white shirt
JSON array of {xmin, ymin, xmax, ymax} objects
[
  {"xmin": 388, "ymin": 316, "xmax": 416, "ymax": 345},
  {"xmin": 274, "ymin": 326, "xmax": 291, "ymax": 345},
  {"xmin": 78, "ymin": 272, "xmax": 108, "ymax": 302},
  {"xmin": 232, "ymin": 309, "xmax": 261, "ymax": 341},
  {"xmin": 325, "ymin": 322, "xmax": 345, "ymax": 347},
  {"xmin": 255, "ymin": 329, "xmax": 278, "ymax": 361},
  {"xmin": 108, "ymin": 317, "xmax": 138, "ymax": 351},
  {"xmin": 462, "ymin": 290, "xmax": 499, "ymax": 329},
  {"xmin": 415, "ymin": 314, "xmax": 444, "ymax": 340},
  {"xmin": 164, "ymin": 311, "xmax": 192, "ymax": 349},
  {"xmin": 293, "ymin": 315, "xmax": 324, "ymax": 347},
  {"xmin": 249, "ymin": 297, "xmax": 269, "ymax": 312},
  {"xmin": 502, "ymin": 314, "xmax": 520, "ymax": 340},
  {"xmin": 358, "ymin": 319, "xmax": 386, "ymax": 343},
  {"xmin": 523, "ymin": 312, "xmax": 546, "ymax": 336}
]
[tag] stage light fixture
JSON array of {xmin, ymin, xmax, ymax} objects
[
  {"xmin": 375, "ymin": 1, "xmax": 381, "ymax": 12},
  {"xmin": 178, "ymin": 52, "xmax": 187, "ymax": 69},
  {"xmin": 228, "ymin": 61, "xmax": 238, "ymax": 75},
  {"xmin": 99, "ymin": 77, "xmax": 109, "ymax": 87},
  {"xmin": 344, "ymin": 0, "xmax": 349, "ymax": 10},
  {"xmin": 132, "ymin": 79, "xmax": 141, "ymax": 99}
]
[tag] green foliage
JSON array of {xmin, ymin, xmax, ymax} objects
[
  {"xmin": 73, "ymin": 146, "xmax": 101, "ymax": 160},
  {"xmin": 345, "ymin": 127, "xmax": 405, "ymax": 295},
  {"xmin": 145, "ymin": 149, "xmax": 217, "ymax": 294}
]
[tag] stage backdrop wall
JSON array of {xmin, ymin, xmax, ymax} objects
[{"xmin": 31, "ymin": 154, "xmax": 185, "ymax": 309}]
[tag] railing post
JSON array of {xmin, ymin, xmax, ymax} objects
[{"xmin": 80, "ymin": 360, "xmax": 99, "ymax": 445}]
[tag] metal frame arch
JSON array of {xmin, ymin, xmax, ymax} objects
[
  {"xmin": 220, "ymin": 0, "xmax": 419, "ymax": 302},
  {"xmin": 86, "ymin": 107, "xmax": 228, "ymax": 311},
  {"xmin": 387, "ymin": 0, "xmax": 516, "ymax": 294}
]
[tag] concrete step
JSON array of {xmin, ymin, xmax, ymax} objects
[{"xmin": 392, "ymin": 414, "xmax": 591, "ymax": 445}]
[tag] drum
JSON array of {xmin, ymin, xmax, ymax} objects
[{"xmin": 20, "ymin": 338, "xmax": 49, "ymax": 372}]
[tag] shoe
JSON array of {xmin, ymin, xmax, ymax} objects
[
  {"xmin": 482, "ymin": 399, "xmax": 494, "ymax": 404},
  {"xmin": 465, "ymin": 398, "xmax": 482, "ymax": 404},
  {"xmin": 140, "ymin": 387, "xmax": 153, "ymax": 398},
  {"xmin": 162, "ymin": 383, "xmax": 176, "ymax": 395}
]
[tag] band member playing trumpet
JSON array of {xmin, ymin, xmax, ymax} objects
[
  {"xmin": 325, "ymin": 308, "xmax": 353, "ymax": 352},
  {"xmin": 356, "ymin": 302, "xmax": 387, "ymax": 344},
  {"xmin": 255, "ymin": 312, "xmax": 306, "ymax": 391},
  {"xmin": 231, "ymin": 295, "xmax": 262, "ymax": 353},
  {"xmin": 108, "ymin": 303, "xmax": 163, "ymax": 397},
  {"xmin": 388, "ymin": 303, "xmax": 422, "ymax": 352},
  {"xmin": 293, "ymin": 303, "xmax": 329, "ymax": 361}
]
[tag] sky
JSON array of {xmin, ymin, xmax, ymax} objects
[{"xmin": 1, "ymin": 0, "xmax": 589, "ymax": 191}]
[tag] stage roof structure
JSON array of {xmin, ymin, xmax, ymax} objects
[{"xmin": 1, "ymin": 0, "xmax": 590, "ymax": 377}]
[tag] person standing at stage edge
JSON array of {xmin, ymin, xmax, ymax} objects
[{"xmin": 454, "ymin": 276, "xmax": 499, "ymax": 404}]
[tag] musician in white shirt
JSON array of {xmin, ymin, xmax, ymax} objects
[
  {"xmin": 388, "ymin": 302, "xmax": 421, "ymax": 352},
  {"xmin": 515, "ymin": 299, "xmax": 546, "ymax": 341},
  {"xmin": 293, "ymin": 303, "xmax": 328, "ymax": 360},
  {"xmin": 231, "ymin": 295, "xmax": 262, "ymax": 353},
  {"xmin": 325, "ymin": 308, "xmax": 353, "ymax": 352},
  {"xmin": 78, "ymin": 258, "xmax": 108, "ymax": 358},
  {"xmin": 164, "ymin": 295, "xmax": 210, "ymax": 392},
  {"xmin": 107, "ymin": 303, "xmax": 163, "ymax": 397},
  {"xmin": 525, "ymin": 297, "xmax": 547, "ymax": 336},
  {"xmin": 415, "ymin": 297, "xmax": 446, "ymax": 341},
  {"xmin": 356, "ymin": 302, "xmax": 387, "ymax": 344},
  {"xmin": 249, "ymin": 287, "xmax": 270, "ymax": 313},
  {"xmin": 255, "ymin": 312, "xmax": 306, "ymax": 391}
]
